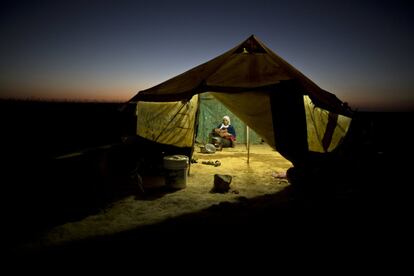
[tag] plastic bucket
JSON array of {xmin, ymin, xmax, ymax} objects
[{"xmin": 163, "ymin": 155, "xmax": 189, "ymax": 189}]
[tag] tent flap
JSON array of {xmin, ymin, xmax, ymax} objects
[
  {"xmin": 136, "ymin": 95, "xmax": 199, "ymax": 148},
  {"xmin": 304, "ymin": 95, "xmax": 352, "ymax": 153}
]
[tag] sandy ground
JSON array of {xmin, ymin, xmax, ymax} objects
[{"xmin": 21, "ymin": 143, "xmax": 292, "ymax": 251}]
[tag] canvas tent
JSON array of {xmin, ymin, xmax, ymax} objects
[{"xmin": 128, "ymin": 35, "xmax": 352, "ymax": 165}]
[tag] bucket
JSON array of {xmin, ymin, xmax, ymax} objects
[{"xmin": 163, "ymin": 155, "xmax": 189, "ymax": 189}]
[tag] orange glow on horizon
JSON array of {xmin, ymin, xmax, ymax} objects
[{"xmin": 1, "ymin": 84, "xmax": 412, "ymax": 111}]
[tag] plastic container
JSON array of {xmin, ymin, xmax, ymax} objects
[{"xmin": 163, "ymin": 155, "xmax": 189, "ymax": 189}]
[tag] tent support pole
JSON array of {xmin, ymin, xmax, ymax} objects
[
  {"xmin": 188, "ymin": 94, "xmax": 201, "ymax": 176},
  {"xmin": 246, "ymin": 125, "xmax": 250, "ymax": 164}
]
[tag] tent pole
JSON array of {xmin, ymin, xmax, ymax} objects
[
  {"xmin": 188, "ymin": 94, "xmax": 201, "ymax": 176},
  {"xmin": 246, "ymin": 125, "xmax": 250, "ymax": 164}
]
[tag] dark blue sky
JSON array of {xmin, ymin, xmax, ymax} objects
[{"xmin": 1, "ymin": 0, "xmax": 413, "ymax": 110}]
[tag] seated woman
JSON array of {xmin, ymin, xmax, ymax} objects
[{"xmin": 211, "ymin": 115, "xmax": 236, "ymax": 149}]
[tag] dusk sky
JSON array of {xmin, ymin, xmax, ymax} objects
[{"xmin": 1, "ymin": 0, "xmax": 413, "ymax": 111}]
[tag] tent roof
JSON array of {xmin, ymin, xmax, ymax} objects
[{"xmin": 129, "ymin": 35, "xmax": 350, "ymax": 115}]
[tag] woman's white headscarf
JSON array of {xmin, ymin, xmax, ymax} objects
[
  {"xmin": 219, "ymin": 115, "xmax": 231, "ymax": 129},
  {"xmin": 223, "ymin": 115, "xmax": 230, "ymax": 125}
]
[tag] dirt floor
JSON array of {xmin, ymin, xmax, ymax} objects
[{"xmin": 19, "ymin": 143, "xmax": 292, "ymax": 251}]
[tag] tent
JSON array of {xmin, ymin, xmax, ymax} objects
[{"xmin": 128, "ymin": 35, "xmax": 352, "ymax": 166}]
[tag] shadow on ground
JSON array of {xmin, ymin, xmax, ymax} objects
[
  {"xmin": 2, "ymin": 106, "xmax": 412, "ymax": 262},
  {"xmin": 10, "ymin": 145, "xmax": 409, "ymax": 261}
]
